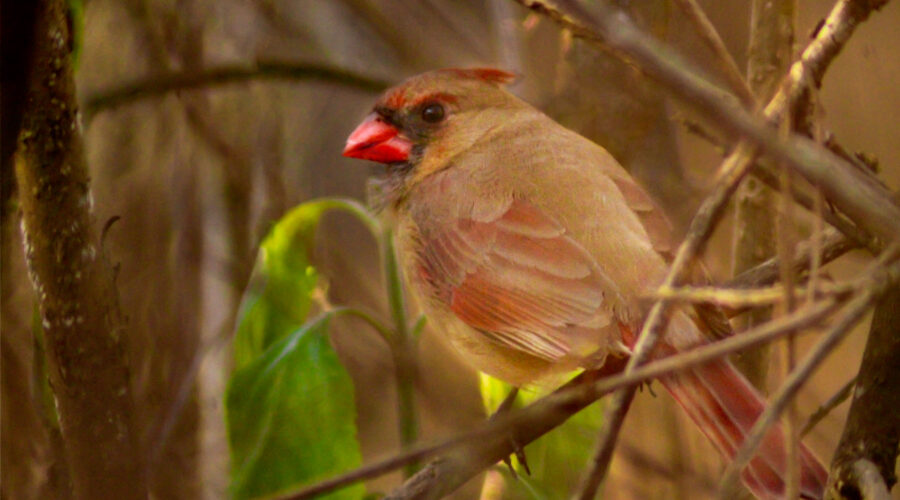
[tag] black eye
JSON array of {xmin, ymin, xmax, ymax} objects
[{"xmin": 421, "ymin": 103, "xmax": 445, "ymax": 123}]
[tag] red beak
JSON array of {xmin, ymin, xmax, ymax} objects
[{"xmin": 343, "ymin": 113, "xmax": 412, "ymax": 163}]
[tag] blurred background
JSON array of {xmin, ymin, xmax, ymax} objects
[{"xmin": 3, "ymin": 0, "xmax": 899, "ymax": 498}]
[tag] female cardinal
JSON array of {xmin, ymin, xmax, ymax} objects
[{"xmin": 343, "ymin": 68, "xmax": 827, "ymax": 499}]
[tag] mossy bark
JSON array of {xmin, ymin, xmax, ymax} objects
[{"xmin": 13, "ymin": 0, "xmax": 147, "ymax": 497}]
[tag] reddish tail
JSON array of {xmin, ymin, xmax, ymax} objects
[{"xmin": 661, "ymin": 357, "xmax": 827, "ymax": 499}]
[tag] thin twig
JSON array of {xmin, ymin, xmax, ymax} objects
[
  {"xmin": 671, "ymin": 0, "xmax": 756, "ymax": 107},
  {"xmin": 651, "ymin": 281, "xmax": 851, "ymax": 309},
  {"xmin": 718, "ymin": 294, "xmax": 872, "ymax": 498},
  {"xmin": 778, "ymin": 165, "xmax": 802, "ymax": 499},
  {"xmin": 576, "ymin": 138, "xmax": 759, "ymax": 499},
  {"xmin": 83, "ymin": 62, "xmax": 390, "ymax": 120},
  {"xmin": 507, "ymin": 0, "xmax": 896, "ymax": 494},
  {"xmin": 286, "ymin": 297, "xmax": 841, "ymax": 500},
  {"xmin": 717, "ymin": 250, "xmax": 900, "ymax": 498},
  {"xmin": 727, "ymin": 227, "xmax": 854, "ymax": 291},
  {"xmin": 799, "ymin": 375, "xmax": 856, "ymax": 437},
  {"xmin": 576, "ymin": 386, "xmax": 636, "ymax": 499},
  {"xmin": 750, "ymin": 162, "xmax": 878, "ymax": 251},
  {"xmin": 808, "ymin": 188, "xmax": 825, "ymax": 304},
  {"xmin": 516, "ymin": 0, "xmax": 900, "ymax": 247}
]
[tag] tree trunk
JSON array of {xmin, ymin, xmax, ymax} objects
[{"xmin": 13, "ymin": 0, "xmax": 147, "ymax": 497}]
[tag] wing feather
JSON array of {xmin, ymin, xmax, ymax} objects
[{"xmin": 415, "ymin": 199, "xmax": 613, "ymax": 361}]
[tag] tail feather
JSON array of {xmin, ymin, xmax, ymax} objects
[
  {"xmin": 664, "ymin": 369, "xmax": 778, "ymax": 497},
  {"xmin": 661, "ymin": 357, "xmax": 828, "ymax": 499}
]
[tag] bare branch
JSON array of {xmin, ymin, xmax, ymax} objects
[
  {"xmin": 286, "ymin": 296, "xmax": 841, "ymax": 500},
  {"xmin": 718, "ymin": 249, "xmax": 900, "ymax": 498},
  {"xmin": 516, "ymin": 0, "xmax": 900, "ymax": 247},
  {"xmin": 750, "ymin": 161, "xmax": 879, "ymax": 251},
  {"xmin": 728, "ymin": 227, "xmax": 854, "ymax": 290},
  {"xmin": 651, "ymin": 282, "xmax": 849, "ymax": 309},
  {"xmin": 83, "ymin": 62, "xmax": 390, "ymax": 120},
  {"xmin": 671, "ymin": 0, "xmax": 756, "ymax": 107},
  {"xmin": 800, "ymin": 376, "xmax": 856, "ymax": 438},
  {"xmin": 730, "ymin": 0, "xmax": 795, "ymax": 391},
  {"xmin": 500, "ymin": 0, "xmax": 895, "ymax": 495},
  {"xmin": 575, "ymin": 384, "xmax": 636, "ymax": 499}
]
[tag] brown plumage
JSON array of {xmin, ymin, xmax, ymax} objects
[{"xmin": 344, "ymin": 68, "xmax": 826, "ymax": 499}]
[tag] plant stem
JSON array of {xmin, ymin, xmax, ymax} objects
[{"xmin": 381, "ymin": 228, "xmax": 419, "ymax": 476}]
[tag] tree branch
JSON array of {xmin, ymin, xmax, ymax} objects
[
  {"xmin": 671, "ymin": 0, "xmax": 756, "ymax": 107},
  {"xmin": 385, "ymin": 303, "xmax": 823, "ymax": 500},
  {"xmin": 83, "ymin": 62, "xmax": 390, "ymax": 120},
  {"xmin": 727, "ymin": 227, "xmax": 854, "ymax": 290},
  {"xmin": 13, "ymin": 0, "xmax": 146, "ymax": 497},
  {"xmin": 516, "ymin": 0, "xmax": 899, "ymax": 247},
  {"xmin": 827, "ymin": 282, "xmax": 900, "ymax": 498},
  {"xmin": 281, "ymin": 295, "xmax": 843, "ymax": 500},
  {"xmin": 717, "ymin": 249, "xmax": 900, "ymax": 498},
  {"xmin": 507, "ymin": 0, "xmax": 891, "ymax": 493},
  {"xmin": 800, "ymin": 375, "xmax": 856, "ymax": 438},
  {"xmin": 498, "ymin": 0, "xmax": 895, "ymax": 496},
  {"xmin": 730, "ymin": 0, "xmax": 795, "ymax": 391}
]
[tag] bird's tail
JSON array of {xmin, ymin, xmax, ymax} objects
[
  {"xmin": 620, "ymin": 316, "xmax": 828, "ymax": 499},
  {"xmin": 660, "ymin": 354, "xmax": 827, "ymax": 499}
]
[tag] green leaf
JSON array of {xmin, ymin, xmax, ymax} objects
[
  {"xmin": 226, "ymin": 314, "xmax": 364, "ymax": 499},
  {"xmin": 480, "ymin": 373, "xmax": 604, "ymax": 499},
  {"xmin": 232, "ymin": 198, "xmax": 377, "ymax": 369},
  {"xmin": 226, "ymin": 198, "xmax": 376, "ymax": 499}
]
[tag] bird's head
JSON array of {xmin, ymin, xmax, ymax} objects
[{"xmin": 343, "ymin": 68, "xmax": 518, "ymax": 187}]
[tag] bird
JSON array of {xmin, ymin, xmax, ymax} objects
[{"xmin": 342, "ymin": 68, "xmax": 827, "ymax": 499}]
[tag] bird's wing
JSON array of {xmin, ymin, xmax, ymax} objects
[
  {"xmin": 606, "ymin": 171, "xmax": 674, "ymax": 258},
  {"xmin": 607, "ymin": 171, "xmax": 734, "ymax": 339},
  {"xmin": 413, "ymin": 198, "xmax": 615, "ymax": 362}
]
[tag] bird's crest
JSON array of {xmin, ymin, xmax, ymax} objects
[{"xmin": 441, "ymin": 68, "xmax": 516, "ymax": 86}]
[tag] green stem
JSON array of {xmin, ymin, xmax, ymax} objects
[
  {"xmin": 382, "ymin": 229, "xmax": 410, "ymax": 342},
  {"xmin": 338, "ymin": 307, "xmax": 396, "ymax": 344},
  {"xmin": 323, "ymin": 198, "xmax": 420, "ymax": 474},
  {"xmin": 322, "ymin": 198, "xmax": 382, "ymax": 239},
  {"xmin": 314, "ymin": 198, "xmax": 419, "ymax": 472},
  {"xmin": 381, "ymin": 228, "xmax": 419, "ymax": 476}
]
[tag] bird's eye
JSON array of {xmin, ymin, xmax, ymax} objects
[{"xmin": 421, "ymin": 103, "xmax": 445, "ymax": 123}]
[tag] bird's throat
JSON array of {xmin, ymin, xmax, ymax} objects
[{"xmin": 366, "ymin": 162, "xmax": 414, "ymax": 213}]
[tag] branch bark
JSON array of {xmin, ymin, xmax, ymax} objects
[
  {"xmin": 728, "ymin": 227, "xmax": 854, "ymax": 291},
  {"xmin": 671, "ymin": 0, "xmax": 756, "ymax": 107},
  {"xmin": 718, "ymin": 251, "xmax": 900, "ymax": 497},
  {"xmin": 13, "ymin": 0, "xmax": 146, "ymax": 498},
  {"xmin": 516, "ymin": 0, "xmax": 899, "ymax": 248},
  {"xmin": 502, "ymin": 0, "xmax": 895, "ymax": 496},
  {"xmin": 827, "ymin": 283, "xmax": 900, "ymax": 499},
  {"xmin": 379, "ymin": 297, "xmax": 843, "ymax": 500},
  {"xmin": 731, "ymin": 0, "xmax": 796, "ymax": 391},
  {"xmin": 82, "ymin": 63, "xmax": 390, "ymax": 121},
  {"xmin": 280, "ymin": 261, "xmax": 863, "ymax": 500}
]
